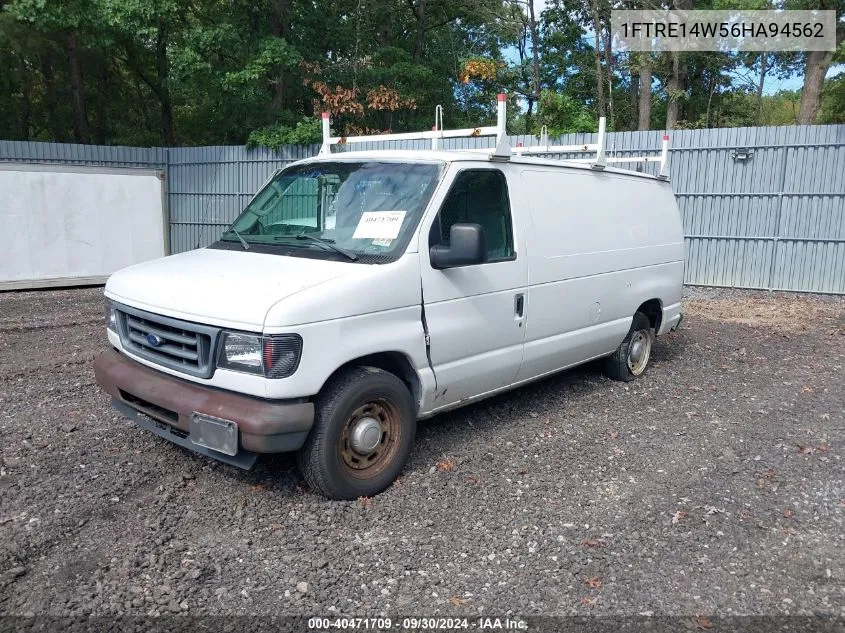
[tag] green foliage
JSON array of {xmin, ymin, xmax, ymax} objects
[
  {"xmin": 819, "ymin": 75, "xmax": 845, "ymax": 123},
  {"xmin": 223, "ymin": 38, "xmax": 301, "ymax": 89},
  {"xmin": 246, "ymin": 117, "xmax": 322, "ymax": 150},
  {"xmin": 0, "ymin": 0, "xmax": 841, "ymax": 147},
  {"xmin": 538, "ymin": 90, "xmax": 596, "ymax": 135}
]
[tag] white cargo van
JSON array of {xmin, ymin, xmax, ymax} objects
[{"xmin": 94, "ymin": 99, "xmax": 684, "ymax": 499}]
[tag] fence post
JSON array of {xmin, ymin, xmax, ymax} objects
[
  {"xmin": 236, "ymin": 146, "xmax": 242, "ymax": 232},
  {"xmin": 766, "ymin": 145, "xmax": 790, "ymax": 291},
  {"xmin": 164, "ymin": 147, "xmax": 172, "ymax": 255}
]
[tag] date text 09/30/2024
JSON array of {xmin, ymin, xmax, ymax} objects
[{"xmin": 307, "ymin": 617, "xmax": 529, "ymax": 631}]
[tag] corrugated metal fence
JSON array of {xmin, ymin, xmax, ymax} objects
[{"xmin": 2, "ymin": 124, "xmax": 843, "ymax": 294}]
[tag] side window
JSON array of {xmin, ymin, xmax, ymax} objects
[{"xmin": 429, "ymin": 169, "xmax": 515, "ymax": 261}]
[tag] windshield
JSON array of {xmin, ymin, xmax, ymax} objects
[{"xmin": 220, "ymin": 161, "xmax": 443, "ymax": 261}]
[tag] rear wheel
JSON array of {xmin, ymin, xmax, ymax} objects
[
  {"xmin": 296, "ymin": 366, "xmax": 416, "ymax": 500},
  {"xmin": 604, "ymin": 312, "xmax": 654, "ymax": 382}
]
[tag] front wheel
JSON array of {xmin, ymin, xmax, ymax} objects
[
  {"xmin": 604, "ymin": 311, "xmax": 654, "ymax": 382},
  {"xmin": 296, "ymin": 366, "xmax": 416, "ymax": 500}
]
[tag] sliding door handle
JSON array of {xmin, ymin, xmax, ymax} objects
[{"xmin": 514, "ymin": 293, "xmax": 525, "ymax": 317}]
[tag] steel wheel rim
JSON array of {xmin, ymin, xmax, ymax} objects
[
  {"xmin": 339, "ymin": 398, "xmax": 401, "ymax": 479},
  {"xmin": 627, "ymin": 329, "xmax": 652, "ymax": 376}
]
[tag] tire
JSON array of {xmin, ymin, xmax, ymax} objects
[
  {"xmin": 604, "ymin": 311, "xmax": 654, "ymax": 382},
  {"xmin": 296, "ymin": 366, "xmax": 416, "ymax": 500}
]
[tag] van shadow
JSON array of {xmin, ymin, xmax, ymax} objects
[
  {"xmin": 407, "ymin": 360, "xmax": 605, "ymax": 467},
  {"xmin": 408, "ymin": 331, "xmax": 689, "ymax": 470}
]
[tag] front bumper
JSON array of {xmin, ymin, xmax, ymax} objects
[{"xmin": 93, "ymin": 349, "xmax": 314, "ymax": 468}]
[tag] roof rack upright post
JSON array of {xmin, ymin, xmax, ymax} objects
[
  {"xmin": 592, "ymin": 116, "xmax": 607, "ymax": 170},
  {"xmin": 319, "ymin": 112, "xmax": 331, "ymax": 156},
  {"xmin": 431, "ymin": 105, "xmax": 444, "ymax": 150},
  {"xmin": 658, "ymin": 134, "xmax": 670, "ymax": 179},
  {"xmin": 492, "ymin": 93, "xmax": 511, "ymax": 160},
  {"xmin": 496, "ymin": 94, "xmax": 507, "ymax": 143}
]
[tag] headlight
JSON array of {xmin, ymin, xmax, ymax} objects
[
  {"xmin": 217, "ymin": 332, "xmax": 302, "ymax": 379},
  {"xmin": 104, "ymin": 300, "xmax": 117, "ymax": 332},
  {"xmin": 218, "ymin": 333, "xmax": 263, "ymax": 371}
]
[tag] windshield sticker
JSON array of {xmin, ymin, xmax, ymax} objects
[
  {"xmin": 352, "ymin": 211, "xmax": 406, "ymax": 240},
  {"xmin": 371, "ymin": 238, "xmax": 393, "ymax": 248}
]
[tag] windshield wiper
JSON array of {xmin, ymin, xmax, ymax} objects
[
  {"xmin": 272, "ymin": 234, "xmax": 358, "ymax": 261},
  {"xmin": 223, "ymin": 228, "xmax": 250, "ymax": 251}
]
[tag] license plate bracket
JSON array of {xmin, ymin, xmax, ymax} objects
[{"xmin": 190, "ymin": 413, "xmax": 238, "ymax": 456}]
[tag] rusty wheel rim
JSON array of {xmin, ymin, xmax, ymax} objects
[
  {"xmin": 627, "ymin": 329, "xmax": 652, "ymax": 376},
  {"xmin": 339, "ymin": 398, "xmax": 401, "ymax": 479}
]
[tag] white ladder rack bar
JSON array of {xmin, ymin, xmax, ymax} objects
[
  {"xmin": 568, "ymin": 156, "xmax": 662, "ymax": 163},
  {"xmin": 319, "ymin": 96, "xmax": 670, "ymax": 178},
  {"xmin": 326, "ymin": 125, "xmax": 499, "ymax": 146},
  {"xmin": 320, "ymin": 94, "xmax": 507, "ymax": 155},
  {"xmin": 511, "ymin": 117, "xmax": 607, "ymax": 170},
  {"xmin": 512, "ymin": 143, "xmax": 600, "ymax": 154},
  {"xmin": 516, "ymin": 127, "xmax": 670, "ymax": 178}
]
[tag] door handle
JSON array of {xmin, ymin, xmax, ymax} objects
[{"xmin": 514, "ymin": 293, "xmax": 525, "ymax": 318}]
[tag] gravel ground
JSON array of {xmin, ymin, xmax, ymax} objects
[{"xmin": 0, "ymin": 286, "xmax": 843, "ymax": 621}]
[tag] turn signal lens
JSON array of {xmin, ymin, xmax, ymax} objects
[
  {"xmin": 105, "ymin": 300, "xmax": 118, "ymax": 332},
  {"xmin": 262, "ymin": 335, "xmax": 303, "ymax": 379}
]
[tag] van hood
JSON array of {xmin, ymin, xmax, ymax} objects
[{"xmin": 105, "ymin": 248, "xmax": 356, "ymax": 330}]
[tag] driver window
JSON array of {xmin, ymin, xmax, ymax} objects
[{"xmin": 429, "ymin": 169, "xmax": 514, "ymax": 261}]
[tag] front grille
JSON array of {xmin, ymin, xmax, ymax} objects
[{"xmin": 114, "ymin": 303, "xmax": 220, "ymax": 378}]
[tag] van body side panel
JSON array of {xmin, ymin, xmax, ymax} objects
[
  {"xmin": 279, "ymin": 306, "xmax": 435, "ymax": 405},
  {"xmin": 521, "ymin": 169, "xmax": 684, "ymax": 287},
  {"xmin": 519, "ymin": 263, "xmax": 683, "ymax": 379},
  {"xmin": 516, "ymin": 168, "xmax": 684, "ymax": 383}
]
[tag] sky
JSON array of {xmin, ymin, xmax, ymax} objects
[
  {"xmin": 501, "ymin": 44, "xmax": 823, "ymax": 97},
  {"xmin": 518, "ymin": 0, "xmax": 842, "ymax": 96}
]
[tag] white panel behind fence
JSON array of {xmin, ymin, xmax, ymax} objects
[{"xmin": 0, "ymin": 164, "xmax": 167, "ymax": 290}]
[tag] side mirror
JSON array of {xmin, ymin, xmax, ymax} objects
[{"xmin": 430, "ymin": 223, "xmax": 488, "ymax": 269}]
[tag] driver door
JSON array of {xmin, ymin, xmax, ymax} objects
[{"xmin": 418, "ymin": 166, "xmax": 528, "ymax": 412}]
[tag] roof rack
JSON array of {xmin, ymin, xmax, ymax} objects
[{"xmin": 319, "ymin": 94, "xmax": 669, "ymax": 179}]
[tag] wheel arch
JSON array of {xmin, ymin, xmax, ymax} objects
[
  {"xmin": 636, "ymin": 298, "xmax": 663, "ymax": 333},
  {"xmin": 319, "ymin": 352, "xmax": 422, "ymax": 415}
]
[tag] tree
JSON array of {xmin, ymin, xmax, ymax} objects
[
  {"xmin": 790, "ymin": 0, "xmax": 845, "ymax": 124},
  {"xmin": 798, "ymin": 48, "xmax": 842, "ymax": 123},
  {"xmin": 0, "ymin": 0, "xmax": 840, "ymax": 146},
  {"xmin": 5, "ymin": 0, "xmax": 106, "ymax": 142},
  {"xmin": 638, "ymin": 54, "xmax": 653, "ymax": 130}
]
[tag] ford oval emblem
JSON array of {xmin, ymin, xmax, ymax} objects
[{"xmin": 146, "ymin": 333, "xmax": 164, "ymax": 347}]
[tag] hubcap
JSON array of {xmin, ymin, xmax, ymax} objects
[
  {"xmin": 339, "ymin": 399, "xmax": 402, "ymax": 478},
  {"xmin": 627, "ymin": 329, "xmax": 652, "ymax": 375},
  {"xmin": 350, "ymin": 417, "xmax": 382, "ymax": 455}
]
